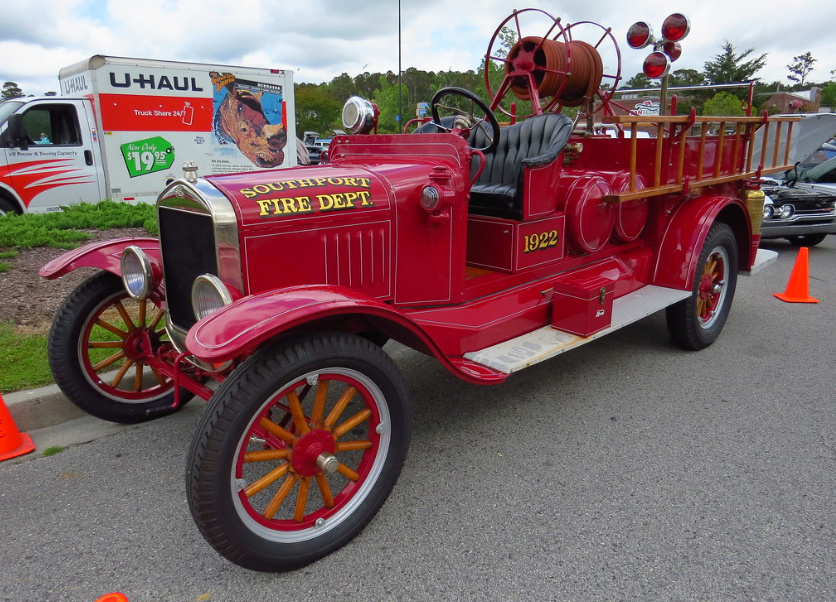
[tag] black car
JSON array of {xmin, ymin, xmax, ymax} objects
[{"xmin": 760, "ymin": 179, "xmax": 836, "ymax": 246}]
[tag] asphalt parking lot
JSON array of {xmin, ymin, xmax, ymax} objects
[{"xmin": 1, "ymin": 237, "xmax": 834, "ymax": 601}]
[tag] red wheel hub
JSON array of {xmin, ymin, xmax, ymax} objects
[
  {"xmin": 698, "ymin": 257, "xmax": 724, "ymax": 321},
  {"xmin": 290, "ymin": 429, "xmax": 336, "ymax": 477}
]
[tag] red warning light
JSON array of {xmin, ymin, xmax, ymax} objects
[
  {"xmin": 661, "ymin": 13, "xmax": 690, "ymax": 42},
  {"xmin": 626, "ymin": 22, "xmax": 654, "ymax": 49},
  {"xmin": 643, "ymin": 51, "xmax": 670, "ymax": 79},
  {"xmin": 663, "ymin": 41, "xmax": 682, "ymax": 62}
]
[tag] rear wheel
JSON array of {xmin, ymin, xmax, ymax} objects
[
  {"xmin": 186, "ymin": 332, "xmax": 412, "ymax": 571},
  {"xmin": 787, "ymin": 233, "xmax": 826, "ymax": 247},
  {"xmin": 667, "ymin": 222, "xmax": 738, "ymax": 350},
  {"xmin": 48, "ymin": 271, "xmax": 191, "ymax": 423}
]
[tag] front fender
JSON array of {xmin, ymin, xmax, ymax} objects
[
  {"xmin": 39, "ymin": 237, "xmax": 160, "ymax": 279},
  {"xmin": 187, "ymin": 285, "xmax": 511, "ymax": 385},
  {"xmin": 652, "ymin": 196, "xmax": 748, "ymax": 290},
  {"xmin": 186, "ymin": 285, "xmax": 428, "ymax": 363}
]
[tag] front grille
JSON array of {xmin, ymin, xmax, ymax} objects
[{"xmin": 159, "ymin": 207, "xmax": 218, "ymax": 330}]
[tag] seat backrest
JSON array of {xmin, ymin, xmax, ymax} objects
[{"xmin": 470, "ymin": 113, "xmax": 573, "ymax": 186}]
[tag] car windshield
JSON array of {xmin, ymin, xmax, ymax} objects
[
  {"xmin": 800, "ymin": 155, "xmax": 836, "ymax": 184},
  {"xmin": 0, "ymin": 100, "xmax": 24, "ymax": 127}
]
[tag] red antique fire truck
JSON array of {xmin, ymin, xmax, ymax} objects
[{"xmin": 41, "ymin": 9, "xmax": 797, "ymax": 570}]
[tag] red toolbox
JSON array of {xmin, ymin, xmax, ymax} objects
[{"xmin": 551, "ymin": 274, "xmax": 615, "ymax": 336}]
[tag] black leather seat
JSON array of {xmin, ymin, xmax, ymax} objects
[{"xmin": 469, "ymin": 113, "xmax": 573, "ymax": 219}]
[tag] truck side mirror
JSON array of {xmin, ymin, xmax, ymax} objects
[{"xmin": 5, "ymin": 114, "xmax": 31, "ymax": 151}]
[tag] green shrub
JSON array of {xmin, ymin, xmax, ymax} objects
[{"xmin": 0, "ymin": 201, "xmax": 157, "ymax": 250}]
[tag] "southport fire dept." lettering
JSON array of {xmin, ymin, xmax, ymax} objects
[{"xmin": 242, "ymin": 177, "xmax": 375, "ymax": 217}]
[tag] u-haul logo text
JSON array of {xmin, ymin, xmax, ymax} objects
[
  {"xmin": 109, "ymin": 72, "xmax": 204, "ymax": 92},
  {"xmin": 62, "ymin": 74, "xmax": 89, "ymax": 95}
]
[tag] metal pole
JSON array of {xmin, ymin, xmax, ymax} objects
[{"xmin": 398, "ymin": 0, "xmax": 402, "ymax": 130}]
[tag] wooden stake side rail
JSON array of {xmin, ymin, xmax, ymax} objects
[{"xmin": 600, "ymin": 113, "xmax": 800, "ymax": 204}]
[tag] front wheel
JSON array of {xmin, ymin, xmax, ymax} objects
[
  {"xmin": 48, "ymin": 270, "xmax": 191, "ymax": 423},
  {"xmin": 186, "ymin": 332, "xmax": 413, "ymax": 571},
  {"xmin": 666, "ymin": 222, "xmax": 738, "ymax": 350}
]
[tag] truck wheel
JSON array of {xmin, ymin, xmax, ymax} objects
[
  {"xmin": 186, "ymin": 332, "xmax": 412, "ymax": 571},
  {"xmin": 787, "ymin": 233, "xmax": 826, "ymax": 247},
  {"xmin": 0, "ymin": 197, "xmax": 19, "ymax": 215},
  {"xmin": 666, "ymin": 222, "xmax": 738, "ymax": 351},
  {"xmin": 48, "ymin": 271, "xmax": 191, "ymax": 423}
]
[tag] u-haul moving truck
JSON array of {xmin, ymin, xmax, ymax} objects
[{"xmin": 0, "ymin": 55, "xmax": 295, "ymax": 213}]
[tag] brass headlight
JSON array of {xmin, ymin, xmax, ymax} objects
[
  {"xmin": 121, "ymin": 245, "xmax": 155, "ymax": 300},
  {"xmin": 191, "ymin": 274, "xmax": 233, "ymax": 321}
]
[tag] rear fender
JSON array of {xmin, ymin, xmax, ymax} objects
[
  {"xmin": 652, "ymin": 196, "xmax": 749, "ymax": 290},
  {"xmin": 39, "ymin": 237, "xmax": 160, "ymax": 279},
  {"xmin": 184, "ymin": 285, "xmax": 507, "ymax": 384}
]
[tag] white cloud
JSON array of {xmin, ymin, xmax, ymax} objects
[{"xmin": 2, "ymin": 0, "xmax": 834, "ymax": 97}]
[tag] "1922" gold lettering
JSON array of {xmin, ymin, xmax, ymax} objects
[{"xmin": 523, "ymin": 230, "xmax": 559, "ymax": 253}]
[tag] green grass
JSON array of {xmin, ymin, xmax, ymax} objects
[
  {"xmin": 0, "ymin": 251, "xmax": 15, "ymax": 274},
  {"xmin": 0, "ymin": 201, "xmax": 157, "ymax": 393},
  {"xmin": 0, "ymin": 322, "xmax": 51, "ymax": 391}
]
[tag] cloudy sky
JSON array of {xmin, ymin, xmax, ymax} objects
[{"xmin": 2, "ymin": 0, "xmax": 834, "ymax": 97}]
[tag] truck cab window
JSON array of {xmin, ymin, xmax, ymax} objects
[{"xmin": 21, "ymin": 105, "xmax": 82, "ymax": 146}]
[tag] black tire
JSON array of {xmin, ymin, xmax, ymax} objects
[
  {"xmin": 666, "ymin": 222, "xmax": 738, "ymax": 351},
  {"xmin": 0, "ymin": 196, "xmax": 19, "ymax": 216},
  {"xmin": 48, "ymin": 270, "xmax": 192, "ymax": 423},
  {"xmin": 186, "ymin": 332, "xmax": 412, "ymax": 571},
  {"xmin": 786, "ymin": 233, "xmax": 827, "ymax": 247}
]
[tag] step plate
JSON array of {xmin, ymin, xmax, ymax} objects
[{"xmin": 463, "ymin": 285, "xmax": 691, "ymax": 374}]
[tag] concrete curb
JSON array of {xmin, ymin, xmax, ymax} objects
[
  {"xmin": 5, "ymin": 383, "xmax": 85, "ymax": 432},
  {"xmin": 2, "ymin": 383, "xmax": 205, "ymax": 462}
]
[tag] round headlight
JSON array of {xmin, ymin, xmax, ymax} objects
[
  {"xmin": 762, "ymin": 203, "xmax": 774, "ymax": 220},
  {"xmin": 192, "ymin": 274, "xmax": 233, "ymax": 321},
  {"xmin": 779, "ymin": 204, "xmax": 795, "ymax": 219},
  {"xmin": 342, "ymin": 96, "xmax": 376, "ymax": 134},
  {"xmin": 121, "ymin": 245, "xmax": 154, "ymax": 300}
]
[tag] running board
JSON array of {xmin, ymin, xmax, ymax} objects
[{"xmin": 462, "ymin": 285, "xmax": 691, "ymax": 374}]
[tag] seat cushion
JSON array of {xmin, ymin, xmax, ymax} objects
[{"xmin": 469, "ymin": 183, "xmax": 523, "ymax": 219}]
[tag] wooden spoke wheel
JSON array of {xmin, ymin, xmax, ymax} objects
[
  {"xmin": 667, "ymin": 223, "xmax": 738, "ymax": 350},
  {"xmin": 48, "ymin": 271, "xmax": 191, "ymax": 423},
  {"xmin": 187, "ymin": 333, "xmax": 412, "ymax": 571}
]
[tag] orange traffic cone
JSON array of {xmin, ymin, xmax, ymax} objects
[
  {"xmin": 96, "ymin": 594, "xmax": 128, "ymax": 602},
  {"xmin": 774, "ymin": 247, "xmax": 819, "ymax": 303},
  {"xmin": 0, "ymin": 392, "xmax": 35, "ymax": 461}
]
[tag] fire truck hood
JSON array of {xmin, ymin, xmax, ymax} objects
[{"xmin": 205, "ymin": 165, "xmax": 391, "ymax": 226}]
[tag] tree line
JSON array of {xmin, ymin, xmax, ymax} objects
[
  {"xmin": 297, "ymin": 43, "xmax": 836, "ymax": 137},
  {"xmin": 4, "ymin": 43, "xmax": 834, "ymax": 138}
]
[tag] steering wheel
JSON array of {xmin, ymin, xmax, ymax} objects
[{"xmin": 431, "ymin": 87, "xmax": 500, "ymax": 154}]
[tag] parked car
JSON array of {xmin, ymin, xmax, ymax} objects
[
  {"xmin": 757, "ymin": 115, "xmax": 836, "ymax": 246},
  {"xmin": 760, "ymin": 178, "xmax": 836, "ymax": 246},
  {"xmin": 306, "ymin": 144, "xmax": 323, "ymax": 165}
]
